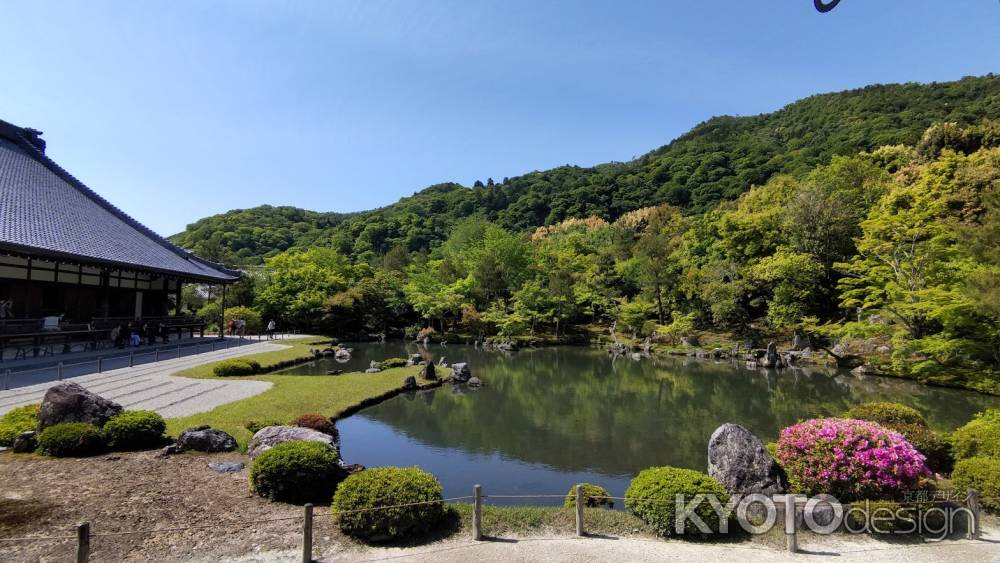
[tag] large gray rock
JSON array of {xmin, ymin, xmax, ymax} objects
[
  {"xmin": 406, "ymin": 353, "xmax": 424, "ymax": 367},
  {"xmin": 247, "ymin": 425, "xmax": 337, "ymax": 460},
  {"xmin": 707, "ymin": 423, "xmax": 787, "ymax": 496},
  {"xmin": 450, "ymin": 362, "xmax": 471, "ymax": 382},
  {"xmin": 36, "ymin": 382, "xmax": 123, "ymax": 431},
  {"xmin": 177, "ymin": 426, "xmax": 238, "ymax": 453}
]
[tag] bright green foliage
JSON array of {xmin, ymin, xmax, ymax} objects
[
  {"xmin": 103, "ymin": 410, "xmax": 166, "ymax": 450},
  {"xmin": 952, "ymin": 457, "xmax": 1000, "ymax": 513},
  {"xmin": 844, "ymin": 402, "xmax": 927, "ymax": 427},
  {"xmin": 564, "ymin": 483, "xmax": 614, "ymax": 509},
  {"xmin": 332, "ymin": 467, "xmax": 445, "ymax": 540},
  {"xmin": 951, "ymin": 409, "xmax": 1000, "ymax": 460},
  {"xmin": 212, "ymin": 359, "xmax": 261, "ymax": 377},
  {"xmin": 0, "ymin": 404, "xmax": 39, "ymax": 446},
  {"xmin": 748, "ymin": 249, "xmax": 825, "ymax": 328},
  {"xmin": 624, "ymin": 466, "xmax": 730, "ymax": 536},
  {"xmin": 256, "ymin": 248, "xmax": 355, "ymax": 326},
  {"xmin": 224, "ymin": 306, "xmax": 262, "ymax": 333},
  {"xmin": 37, "ymin": 422, "xmax": 105, "ymax": 457},
  {"xmin": 250, "ymin": 441, "xmax": 345, "ymax": 503}
]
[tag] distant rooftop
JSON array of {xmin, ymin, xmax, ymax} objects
[{"xmin": 0, "ymin": 119, "xmax": 239, "ymax": 283}]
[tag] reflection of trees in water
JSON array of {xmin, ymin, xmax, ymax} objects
[{"xmin": 348, "ymin": 346, "xmax": 1000, "ymax": 476}]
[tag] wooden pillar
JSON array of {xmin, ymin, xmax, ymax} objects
[{"xmin": 174, "ymin": 281, "xmax": 182, "ymax": 316}]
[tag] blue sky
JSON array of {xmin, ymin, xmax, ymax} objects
[{"xmin": 1, "ymin": 1, "xmax": 998, "ymax": 236}]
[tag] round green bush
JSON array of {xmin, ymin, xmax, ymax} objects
[
  {"xmin": 250, "ymin": 441, "xmax": 344, "ymax": 503},
  {"xmin": 844, "ymin": 402, "xmax": 927, "ymax": 427},
  {"xmin": 0, "ymin": 404, "xmax": 39, "ymax": 446},
  {"xmin": 952, "ymin": 410, "xmax": 1000, "ymax": 460},
  {"xmin": 624, "ymin": 466, "xmax": 730, "ymax": 536},
  {"xmin": 213, "ymin": 359, "xmax": 262, "ymax": 377},
  {"xmin": 564, "ymin": 483, "xmax": 614, "ymax": 509},
  {"xmin": 377, "ymin": 358, "xmax": 408, "ymax": 370},
  {"xmin": 38, "ymin": 422, "xmax": 105, "ymax": 457},
  {"xmin": 952, "ymin": 457, "xmax": 1000, "ymax": 513},
  {"xmin": 332, "ymin": 467, "xmax": 445, "ymax": 541},
  {"xmin": 103, "ymin": 410, "xmax": 166, "ymax": 450}
]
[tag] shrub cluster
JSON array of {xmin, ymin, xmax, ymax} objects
[
  {"xmin": 291, "ymin": 413, "xmax": 338, "ymax": 438},
  {"xmin": 951, "ymin": 409, "xmax": 1000, "ymax": 460},
  {"xmin": 38, "ymin": 422, "xmax": 105, "ymax": 457},
  {"xmin": 952, "ymin": 457, "xmax": 1000, "ymax": 513},
  {"xmin": 776, "ymin": 418, "xmax": 928, "ymax": 501},
  {"xmin": 245, "ymin": 419, "xmax": 284, "ymax": 435},
  {"xmin": 624, "ymin": 466, "xmax": 729, "ymax": 536},
  {"xmin": 564, "ymin": 483, "xmax": 614, "ymax": 509},
  {"xmin": 103, "ymin": 410, "xmax": 166, "ymax": 450},
  {"xmin": 377, "ymin": 358, "xmax": 408, "ymax": 370},
  {"xmin": 213, "ymin": 359, "xmax": 262, "ymax": 377},
  {"xmin": 843, "ymin": 402, "xmax": 953, "ymax": 473},
  {"xmin": 0, "ymin": 404, "xmax": 39, "ymax": 446},
  {"xmin": 250, "ymin": 441, "xmax": 344, "ymax": 503},
  {"xmin": 332, "ymin": 467, "xmax": 445, "ymax": 541}
]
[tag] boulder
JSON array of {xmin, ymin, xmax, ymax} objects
[
  {"xmin": 707, "ymin": 423, "xmax": 787, "ymax": 496},
  {"xmin": 207, "ymin": 461, "xmax": 245, "ymax": 473},
  {"xmin": 157, "ymin": 443, "xmax": 183, "ymax": 457},
  {"xmin": 420, "ymin": 362, "xmax": 437, "ymax": 381},
  {"xmin": 247, "ymin": 425, "xmax": 337, "ymax": 460},
  {"xmin": 450, "ymin": 362, "xmax": 471, "ymax": 382},
  {"xmin": 365, "ymin": 368, "xmax": 381, "ymax": 373},
  {"xmin": 467, "ymin": 377, "xmax": 483, "ymax": 387},
  {"xmin": 12, "ymin": 431, "xmax": 37, "ymax": 453},
  {"xmin": 406, "ymin": 353, "xmax": 424, "ymax": 367},
  {"xmin": 762, "ymin": 342, "xmax": 784, "ymax": 369},
  {"xmin": 334, "ymin": 348, "xmax": 352, "ymax": 360},
  {"xmin": 403, "ymin": 376, "xmax": 417, "ymax": 390},
  {"xmin": 177, "ymin": 426, "xmax": 238, "ymax": 453},
  {"xmin": 36, "ymin": 382, "xmax": 123, "ymax": 431}
]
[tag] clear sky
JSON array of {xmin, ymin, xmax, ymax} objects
[{"xmin": 1, "ymin": 1, "xmax": 998, "ymax": 236}]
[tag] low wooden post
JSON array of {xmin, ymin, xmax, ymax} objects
[
  {"xmin": 302, "ymin": 503, "xmax": 314, "ymax": 563},
  {"xmin": 784, "ymin": 494, "xmax": 797, "ymax": 553},
  {"xmin": 76, "ymin": 522, "xmax": 90, "ymax": 563},
  {"xmin": 128, "ymin": 352, "xmax": 134, "ymax": 368},
  {"xmin": 575, "ymin": 485, "xmax": 585, "ymax": 536},
  {"xmin": 96, "ymin": 356, "xmax": 103, "ymax": 373},
  {"xmin": 967, "ymin": 489, "xmax": 981, "ymax": 540},
  {"xmin": 155, "ymin": 349, "xmax": 160, "ymax": 362},
  {"xmin": 472, "ymin": 485, "xmax": 483, "ymax": 541},
  {"xmin": 3, "ymin": 368, "xmax": 9, "ymax": 390},
  {"xmin": 176, "ymin": 345, "xmax": 181, "ymax": 359},
  {"xmin": 58, "ymin": 362, "xmax": 64, "ymax": 381}
]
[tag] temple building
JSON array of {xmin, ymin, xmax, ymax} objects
[{"xmin": 0, "ymin": 118, "xmax": 238, "ymax": 354}]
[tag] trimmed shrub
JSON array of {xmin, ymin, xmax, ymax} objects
[
  {"xmin": 624, "ymin": 466, "xmax": 730, "ymax": 536},
  {"xmin": 250, "ymin": 441, "xmax": 345, "ymax": 504},
  {"xmin": 332, "ymin": 467, "xmax": 445, "ymax": 541},
  {"xmin": 564, "ymin": 483, "xmax": 614, "ymax": 509},
  {"xmin": 291, "ymin": 413, "xmax": 338, "ymax": 438},
  {"xmin": 0, "ymin": 404, "xmax": 39, "ymax": 446},
  {"xmin": 844, "ymin": 402, "xmax": 927, "ymax": 427},
  {"xmin": 212, "ymin": 359, "xmax": 262, "ymax": 377},
  {"xmin": 952, "ymin": 457, "xmax": 1000, "ymax": 513},
  {"xmin": 38, "ymin": 422, "xmax": 105, "ymax": 457},
  {"xmin": 952, "ymin": 410, "xmax": 1000, "ymax": 460},
  {"xmin": 776, "ymin": 418, "xmax": 928, "ymax": 501},
  {"xmin": 103, "ymin": 410, "xmax": 166, "ymax": 450},
  {"xmin": 245, "ymin": 419, "xmax": 284, "ymax": 435},
  {"xmin": 377, "ymin": 358, "xmax": 408, "ymax": 370}
]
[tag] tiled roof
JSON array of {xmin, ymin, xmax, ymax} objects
[{"xmin": 0, "ymin": 119, "xmax": 239, "ymax": 283}]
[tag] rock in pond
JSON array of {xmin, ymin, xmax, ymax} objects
[
  {"xmin": 403, "ymin": 376, "xmax": 418, "ymax": 390},
  {"xmin": 450, "ymin": 362, "xmax": 471, "ymax": 382},
  {"xmin": 247, "ymin": 425, "xmax": 337, "ymax": 460},
  {"xmin": 420, "ymin": 362, "xmax": 437, "ymax": 381},
  {"xmin": 406, "ymin": 353, "xmax": 424, "ymax": 367},
  {"xmin": 208, "ymin": 461, "xmax": 245, "ymax": 473},
  {"xmin": 36, "ymin": 382, "xmax": 123, "ymax": 431},
  {"xmin": 177, "ymin": 426, "xmax": 238, "ymax": 453},
  {"xmin": 707, "ymin": 423, "xmax": 787, "ymax": 496},
  {"xmin": 467, "ymin": 376, "xmax": 482, "ymax": 387}
]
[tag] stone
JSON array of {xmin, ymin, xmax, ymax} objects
[
  {"xmin": 403, "ymin": 376, "xmax": 417, "ymax": 390},
  {"xmin": 327, "ymin": 369, "xmax": 343, "ymax": 375},
  {"xmin": 365, "ymin": 368, "xmax": 381, "ymax": 373},
  {"xmin": 208, "ymin": 461, "xmax": 245, "ymax": 473},
  {"xmin": 103, "ymin": 455, "xmax": 121, "ymax": 461},
  {"xmin": 36, "ymin": 382, "xmax": 123, "ymax": 431},
  {"xmin": 342, "ymin": 463, "xmax": 366, "ymax": 474},
  {"xmin": 851, "ymin": 364, "xmax": 876, "ymax": 375},
  {"xmin": 450, "ymin": 362, "xmax": 471, "ymax": 382},
  {"xmin": 334, "ymin": 348, "xmax": 352, "ymax": 360},
  {"xmin": 12, "ymin": 431, "xmax": 37, "ymax": 453},
  {"xmin": 681, "ymin": 335, "xmax": 699, "ymax": 347},
  {"xmin": 875, "ymin": 345, "xmax": 891, "ymax": 355},
  {"xmin": 708, "ymin": 423, "xmax": 787, "ymax": 496},
  {"xmin": 247, "ymin": 425, "xmax": 337, "ymax": 460},
  {"xmin": 420, "ymin": 362, "xmax": 437, "ymax": 381},
  {"xmin": 762, "ymin": 342, "xmax": 784, "ymax": 369},
  {"xmin": 157, "ymin": 443, "xmax": 182, "ymax": 457},
  {"xmin": 177, "ymin": 426, "xmax": 238, "ymax": 453},
  {"xmin": 406, "ymin": 353, "xmax": 424, "ymax": 367},
  {"xmin": 467, "ymin": 377, "xmax": 483, "ymax": 387}
]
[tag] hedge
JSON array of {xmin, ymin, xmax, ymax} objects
[
  {"xmin": 624, "ymin": 466, "xmax": 729, "ymax": 536},
  {"xmin": 103, "ymin": 410, "xmax": 166, "ymax": 450},
  {"xmin": 952, "ymin": 457, "xmax": 1000, "ymax": 513},
  {"xmin": 250, "ymin": 441, "xmax": 344, "ymax": 503},
  {"xmin": 952, "ymin": 410, "xmax": 1000, "ymax": 460},
  {"xmin": 332, "ymin": 467, "xmax": 445, "ymax": 541},
  {"xmin": 38, "ymin": 422, "xmax": 105, "ymax": 457}
]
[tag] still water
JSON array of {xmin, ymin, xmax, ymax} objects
[{"xmin": 280, "ymin": 342, "xmax": 1000, "ymax": 504}]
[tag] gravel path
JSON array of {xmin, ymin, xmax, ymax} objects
[{"xmin": 0, "ymin": 339, "xmax": 286, "ymax": 418}]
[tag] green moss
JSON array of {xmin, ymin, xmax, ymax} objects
[{"xmin": 332, "ymin": 467, "xmax": 445, "ymax": 541}]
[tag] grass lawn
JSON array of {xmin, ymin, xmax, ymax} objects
[
  {"xmin": 176, "ymin": 336, "xmax": 330, "ymax": 379},
  {"xmin": 447, "ymin": 504, "xmax": 655, "ymax": 539}
]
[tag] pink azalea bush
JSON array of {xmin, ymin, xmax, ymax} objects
[{"xmin": 776, "ymin": 418, "xmax": 929, "ymax": 501}]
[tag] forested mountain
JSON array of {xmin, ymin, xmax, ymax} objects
[{"xmin": 171, "ymin": 75, "xmax": 1000, "ymax": 264}]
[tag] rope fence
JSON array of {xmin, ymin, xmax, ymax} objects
[{"xmin": 0, "ymin": 486, "xmax": 992, "ymax": 561}]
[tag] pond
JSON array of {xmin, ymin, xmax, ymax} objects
[{"xmin": 279, "ymin": 342, "xmax": 1000, "ymax": 505}]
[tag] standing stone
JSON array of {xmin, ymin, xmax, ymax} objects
[
  {"xmin": 403, "ymin": 376, "xmax": 418, "ymax": 390},
  {"xmin": 450, "ymin": 362, "xmax": 471, "ymax": 382},
  {"xmin": 420, "ymin": 362, "xmax": 437, "ymax": 380},
  {"xmin": 177, "ymin": 426, "xmax": 238, "ymax": 453},
  {"xmin": 707, "ymin": 423, "xmax": 787, "ymax": 496},
  {"xmin": 36, "ymin": 382, "xmax": 123, "ymax": 431},
  {"xmin": 763, "ymin": 342, "xmax": 784, "ymax": 369}
]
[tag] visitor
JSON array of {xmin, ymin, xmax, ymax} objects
[
  {"xmin": 227, "ymin": 318, "xmax": 236, "ymax": 337},
  {"xmin": 266, "ymin": 319, "xmax": 276, "ymax": 339},
  {"xmin": 237, "ymin": 318, "xmax": 246, "ymax": 338}
]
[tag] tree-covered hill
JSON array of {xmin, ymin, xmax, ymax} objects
[{"xmin": 171, "ymin": 74, "xmax": 1000, "ymax": 264}]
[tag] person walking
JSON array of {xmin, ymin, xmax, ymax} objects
[{"xmin": 266, "ymin": 319, "xmax": 276, "ymax": 340}]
